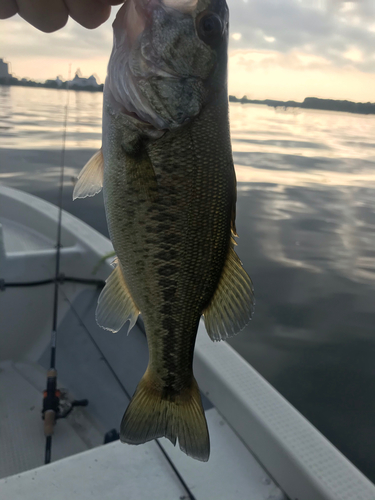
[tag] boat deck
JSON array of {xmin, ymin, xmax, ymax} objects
[
  {"xmin": 0, "ymin": 359, "xmax": 103, "ymax": 478},
  {"xmin": 1, "ymin": 287, "xmax": 285, "ymax": 500},
  {"xmin": 0, "ymin": 427, "xmax": 284, "ymax": 500},
  {"xmin": 1, "ymin": 185, "xmax": 375, "ymax": 500}
]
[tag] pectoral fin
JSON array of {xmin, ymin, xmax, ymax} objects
[
  {"xmin": 203, "ymin": 240, "xmax": 255, "ymax": 341},
  {"xmin": 96, "ymin": 258, "xmax": 140, "ymax": 333},
  {"xmin": 73, "ymin": 149, "xmax": 104, "ymax": 200}
]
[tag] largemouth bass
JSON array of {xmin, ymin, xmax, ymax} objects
[{"xmin": 73, "ymin": 0, "xmax": 254, "ymax": 462}]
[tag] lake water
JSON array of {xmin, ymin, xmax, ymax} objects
[{"xmin": 1, "ymin": 85, "xmax": 375, "ymax": 482}]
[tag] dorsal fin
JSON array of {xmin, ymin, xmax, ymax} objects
[
  {"xmin": 73, "ymin": 149, "xmax": 104, "ymax": 200},
  {"xmin": 203, "ymin": 239, "xmax": 255, "ymax": 341}
]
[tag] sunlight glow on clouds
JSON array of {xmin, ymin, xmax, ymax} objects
[
  {"xmin": 344, "ymin": 48, "xmax": 363, "ymax": 63},
  {"xmin": 340, "ymin": 2, "xmax": 355, "ymax": 14},
  {"xmin": 1, "ymin": 0, "xmax": 375, "ymax": 101},
  {"xmin": 0, "ymin": 11, "xmax": 117, "ymax": 82},
  {"xmin": 228, "ymin": 49, "xmax": 375, "ymax": 102}
]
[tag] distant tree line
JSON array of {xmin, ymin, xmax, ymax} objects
[
  {"xmin": 1, "ymin": 77, "xmax": 373, "ymax": 113},
  {"xmin": 0, "ymin": 76, "xmax": 104, "ymax": 92},
  {"xmin": 229, "ymin": 95, "xmax": 375, "ymax": 115}
]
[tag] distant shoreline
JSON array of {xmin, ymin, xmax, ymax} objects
[
  {"xmin": 1, "ymin": 78, "xmax": 374, "ymax": 115},
  {"xmin": 229, "ymin": 95, "xmax": 375, "ymax": 116},
  {"xmin": 0, "ymin": 76, "xmax": 103, "ymax": 92}
]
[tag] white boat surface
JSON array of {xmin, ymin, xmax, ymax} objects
[{"xmin": 0, "ymin": 184, "xmax": 374, "ymax": 500}]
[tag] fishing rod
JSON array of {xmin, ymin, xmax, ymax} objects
[
  {"xmin": 42, "ymin": 64, "xmax": 71, "ymax": 465},
  {"xmin": 38, "ymin": 68, "xmax": 196, "ymax": 499},
  {"xmin": 41, "ymin": 64, "xmax": 88, "ymax": 464}
]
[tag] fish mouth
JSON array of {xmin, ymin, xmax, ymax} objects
[
  {"xmin": 112, "ymin": 0, "xmax": 197, "ymax": 44},
  {"xmin": 108, "ymin": 0, "xmax": 185, "ymax": 130},
  {"xmin": 107, "ymin": 0, "xmax": 215, "ymax": 131}
]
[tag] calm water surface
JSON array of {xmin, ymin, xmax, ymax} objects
[{"xmin": 1, "ymin": 86, "xmax": 375, "ymax": 481}]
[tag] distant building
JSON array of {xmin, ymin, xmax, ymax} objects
[
  {"xmin": 0, "ymin": 58, "xmax": 10, "ymax": 79},
  {"xmin": 69, "ymin": 69, "xmax": 100, "ymax": 89},
  {"xmin": 55, "ymin": 76, "xmax": 64, "ymax": 88}
]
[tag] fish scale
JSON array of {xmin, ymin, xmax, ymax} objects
[
  {"xmin": 74, "ymin": 0, "xmax": 254, "ymax": 461},
  {"xmin": 105, "ymin": 95, "xmax": 232, "ymax": 393}
]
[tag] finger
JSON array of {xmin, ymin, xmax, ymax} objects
[
  {"xmin": 17, "ymin": 0, "xmax": 69, "ymax": 32},
  {"xmin": 0, "ymin": 0, "xmax": 18, "ymax": 19},
  {"xmin": 64, "ymin": 0, "xmax": 111, "ymax": 29}
]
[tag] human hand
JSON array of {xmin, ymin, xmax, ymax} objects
[{"xmin": 0, "ymin": 0, "xmax": 123, "ymax": 33}]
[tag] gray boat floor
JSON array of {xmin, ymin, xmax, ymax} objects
[
  {"xmin": 1, "ymin": 288, "xmax": 285, "ymax": 499},
  {"xmin": 0, "ymin": 360, "xmax": 104, "ymax": 478},
  {"xmin": 0, "ymin": 288, "xmax": 150, "ymax": 479},
  {"xmin": 38, "ymin": 288, "xmax": 149, "ymax": 433}
]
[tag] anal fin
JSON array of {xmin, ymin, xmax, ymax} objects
[
  {"xmin": 73, "ymin": 149, "xmax": 104, "ymax": 200},
  {"xmin": 96, "ymin": 258, "xmax": 140, "ymax": 333},
  {"xmin": 203, "ymin": 241, "xmax": 255, "ymax": 341}
]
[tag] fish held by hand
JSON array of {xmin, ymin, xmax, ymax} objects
[{"xmin": 73, "ymin": 0, "xmax": 254, "ymax": 462}]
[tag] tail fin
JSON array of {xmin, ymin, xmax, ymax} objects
[{"xmin": 120, "ymin": 370, "xmax": 210, "ymax": 462}]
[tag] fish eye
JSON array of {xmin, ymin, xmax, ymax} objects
[{"xmin": 197, "ymin": 12, "xmax": 224, "ymax": 48}]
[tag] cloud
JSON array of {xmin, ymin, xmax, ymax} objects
[
  {"xmin": 2, "ymin": 13, "xmax": 114, "ymax": 60},
  {"xmin": 228, "ymin": 0, "xmax": 375, "ymax": 73},
  {"xmin": 228, "ymin": 47, "xmax": 375, "ymax": 101},
  {"xmin": 0, "ymin": 9, "xmax": 117, "ymax": 81},
  {"xmin": 232, "ymin": 49, "xmax": 332, "ymax": 72},
  {"xmin": 1, "ymin": 0, "xmax": 374, "ymax": 97}
]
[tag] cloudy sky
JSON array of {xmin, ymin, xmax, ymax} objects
[{"xmin": 1, "ymin": 0, "xmax": 375, "ymax": 101}]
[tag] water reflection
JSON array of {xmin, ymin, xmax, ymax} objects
[
  {"xmin": 230, "ymin": 103, "xmax": 375, "ymax": 160},
  {"xmin": 237, "ymin": 182, "xmax": 375, "ymax": 282},
  {"xmin": 1, "ymin": 87, "xmax": 375, "ymax": 482},
  {"xmin": 230, "ymin": 176, "xmax": 375, "ymax": 480},
  {"xmin": 0, "ymin": 86, "xmax": 102, "ymax": 150},
  {"xmin": 235, "ymin": 138, "xmax": 329, "ymax": 150}
]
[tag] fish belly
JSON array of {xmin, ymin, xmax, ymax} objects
[
  {"xmin": 102, "ymin": 95, "xmax": 235, "ymax": 461},
  {"xmin": 104, "ymin": 97, "xmax": 234, "ymax": 386}
]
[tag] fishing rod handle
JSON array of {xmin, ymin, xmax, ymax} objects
[{"xmin": 44, "ymin": 409, "xmax": 56, "ymax": 437}]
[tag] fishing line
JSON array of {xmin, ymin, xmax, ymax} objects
[
  {"xmin": 44, "ymin": 64, "xmax": 71, "ymax": 465},
  {"xmin": 58, "ymin": 285, "xmax": 132, "ymax": 402},
  {"xmin": 50, "ymin": 65, "xmax": 71, "ymax": 370},
  {"xmin": 58, "ymin": 285, "xmax": 197, "ymax": 500}
]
